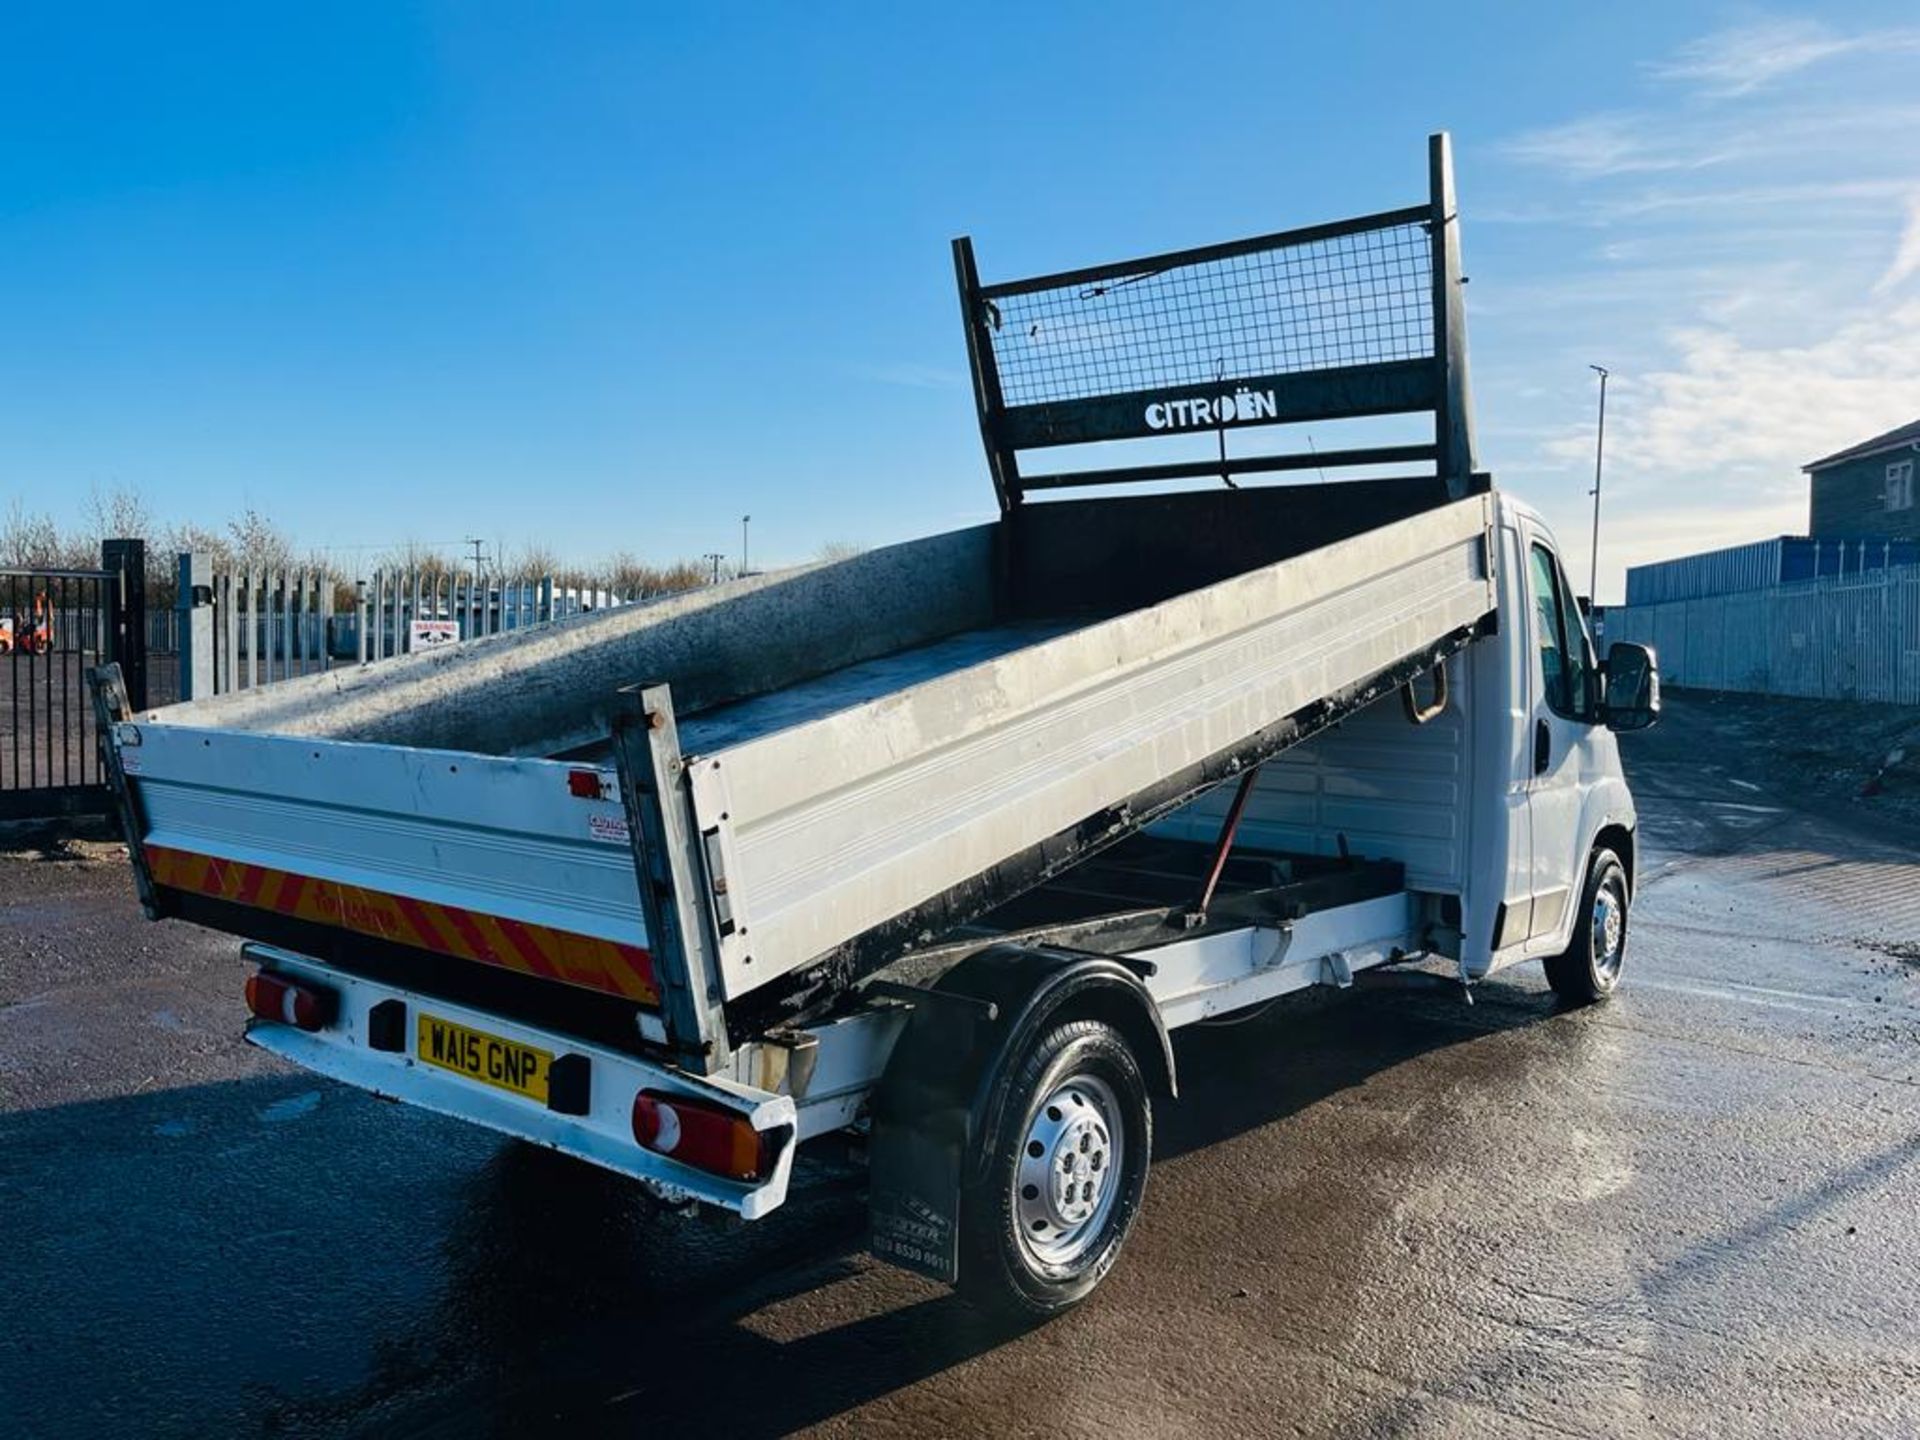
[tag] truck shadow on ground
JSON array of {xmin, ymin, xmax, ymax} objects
[{"xmin": 0, "ymin": 979, "xmax": 1574, "ymax": 1439}]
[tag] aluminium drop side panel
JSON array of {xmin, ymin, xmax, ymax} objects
[
  {"xmin": 686, "ymin": 494, "xmax": 1498, "ymax": 999},
  {"xmin": 120, "ymin": 724, "xmax": 659, "ymax": 1005}
]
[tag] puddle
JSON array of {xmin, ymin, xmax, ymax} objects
[{"xmin": 259, "ymin": 1090, "xmax": 323, "ymax": 1124}]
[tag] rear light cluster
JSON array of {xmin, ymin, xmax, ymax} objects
[
  {"xmin": 243, "ymin": 968, "xmax": 779, "ymax": 1184},
  {"xmin": 244, "ymin": 972, "xmax": 337, "ymax": 1032},
  {"xmin": 631, "ymin": 1090, "xmax": 777, "ymax": 1182}
]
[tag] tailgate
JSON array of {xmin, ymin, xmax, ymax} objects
[{"xmin": 113, "ymin": 722, "xmax": 662, "ymax": 1014}]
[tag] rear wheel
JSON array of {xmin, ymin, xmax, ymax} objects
[
  {"xmin": 1544, "ymin": 846, "xmax": 1629, "ymax": 1004},
  {"xmin": 959, "ymin": 1018, "xmax": 1151, "ymax": 1319}
]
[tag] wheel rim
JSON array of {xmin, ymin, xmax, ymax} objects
[
  {"xmin": 1014, "ymin": 1072, "xmax": 1123, "ymax": 1269},
  {"xmin": 1590, "ymin": 876, "xmax": 1626, "ymax": 981}
]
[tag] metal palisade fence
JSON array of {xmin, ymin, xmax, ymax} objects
[
  {"xmin": 356, "ymin": 570, "xmax": 636, "ymax": 664},
  {"xmin": 172, "ymin": 557, "xmax": 645, "ymax": 701},
  {"xmin": 1606, "ymin": 562, "xmax": 1920, "ymax": 705}
]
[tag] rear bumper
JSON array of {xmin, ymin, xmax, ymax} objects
[{"xmin": 241, "ymin": 945, "xmax": 797, "ymax": 1219}]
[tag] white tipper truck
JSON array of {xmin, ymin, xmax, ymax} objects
[{"xmin": 92, "ymin": 134, "xmax": 1658, "ymax": 1316}]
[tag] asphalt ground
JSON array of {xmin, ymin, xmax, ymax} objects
[{"xmin": 2, "ymin": 693, "xmax": 1917, "ymax": 1438}]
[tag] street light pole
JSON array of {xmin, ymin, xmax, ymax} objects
[
  {"xmin": 1587, "ymin": 365, "xmax": 1609, "ymax": 602},
  {"xmin": 741, "ymin": 515, "xmax": 752, "ymax": 577}
]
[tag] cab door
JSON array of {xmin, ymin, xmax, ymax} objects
[{"xmin": 1521, "ymin": 529, "xmax": 1599, "ymax": 946}]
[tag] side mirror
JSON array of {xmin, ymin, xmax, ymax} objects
[{"xmin": 1603, "ymin": 642, "xmax": 1660, "ymax": 732}]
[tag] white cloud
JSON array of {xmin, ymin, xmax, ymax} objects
[
  {"xmin": 1648, "ymin": 19, "xmax": 1850, "ymax": 97},
  {"xmin": 852, "ymin": 362, "xmax": 963, "ymax": 390},
  {"xmin": 1602, "ymin": 176, "xmax": 1914, "ymax": 219},
  {"xmin": 1498, "ymin": 110, "xmax": 1920, "ymax": 195},
  {"xmin": 1543, "ymin": 301, "xmax": 1920, "ymax": 489},
  {"xmin": 1497, "ymin": 114, "xmax": 1733, "ymax": 179},
  {"xmin": 1875, "ymin": 195, "xmax": 1920, "ymax": 293},
  {"xmin": 1645, "ymin": 18, "xmax": 1920, "ymax": 98}
]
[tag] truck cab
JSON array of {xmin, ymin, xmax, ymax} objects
[{"xmin": 1496, "ymin": 497, "xmax": 1648, "ymax": 987}]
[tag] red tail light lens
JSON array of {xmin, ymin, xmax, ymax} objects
[
  {"xmin": 631, "ymin": 1090, "xmax": 775, "ymax": 1182},
  {"xmin": 244, "ymin": 972, "xmax": 337, "ymax": 1032}
]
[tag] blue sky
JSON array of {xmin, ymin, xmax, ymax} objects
[{"xmin": 3, "ymin": 4, "xmax": 1917, "ymax": 599}]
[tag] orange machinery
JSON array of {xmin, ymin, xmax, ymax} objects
[{"xmin": 0, "ymin": 591, "xmax": 52, "ymax": 655}]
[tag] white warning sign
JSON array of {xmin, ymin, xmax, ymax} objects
[{"xmin": 409, "ymin": 619, "xmax": 458, "ymax": 651}]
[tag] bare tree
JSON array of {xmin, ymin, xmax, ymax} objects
[
  {"xmin": 5, "ymin": 490, "xmax": 719, "ymax": 619},
  {"xmin": 649, "ymin": 561, "xmax": 708, "ymax": 595},
  {"xmin": 81, "ymin": 482, "xmax": 154, "ymax": 548},
  {"xmin": 164, "ymin": 521, "xmax": 236, "ymax": 572},
  {"xmin": 373, "ymin": 540, "xmax": 457, "ymax": 578},
  {"xmin": 599, "ymin": 551, "xmax": 709, "ymax": 599},
  {"xmin": 501, "ymin": 542, "xmax": 562, "ymax": 582},
  {"xmin": 816, "ymin": 539, "xmax": 866, "ymax": 563},
  {"xmin": 226, "ymin": 507, "xmax": 296, "ymax": 573},
  {"xmin": 1, "ymin": 500, "xmax": 63, "ymax": 568},
  {"xmin": 605, "ymin": 550, "xmax": 648, "ymax": 596}
]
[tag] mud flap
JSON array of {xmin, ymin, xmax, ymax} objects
[
  {"xmin": 869, "ymin": 1146, "xmax": 962, "ymax": 1282},
  {"xmin": 867, "ymin": 991, "xmax": 994, "ymax": 1284}
]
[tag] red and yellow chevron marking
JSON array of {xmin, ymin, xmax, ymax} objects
[{"xmin": 145, "ymin": 843, "xmax": 658, "ymax": 1006}]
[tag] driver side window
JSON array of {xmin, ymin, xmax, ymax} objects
[{"xmin": 1528, "ymin": 542, "xmax": 1591, "ymax": 721}]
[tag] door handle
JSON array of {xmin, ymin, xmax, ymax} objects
[{"xmin": 1534, "ymin": 719, "xmax": 1551, "ymax": 775}]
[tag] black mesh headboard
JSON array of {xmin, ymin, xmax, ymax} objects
[{"xmin": 954, "ymin": 132, "xmax": 1477, "ymax": 511}]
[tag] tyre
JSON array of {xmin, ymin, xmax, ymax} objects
[
  {"xmin": 959, "ymin": 1018, "xmax": 1151, "ymax": 1319},
  {"xmin": 1544, "ymin": 846, "xmax": 1630, "ymax": 1005}
]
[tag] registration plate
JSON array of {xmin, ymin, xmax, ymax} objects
[{"xmin": 416, "ymin": 1014, "xmax": 551, "ymax": 1103}]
